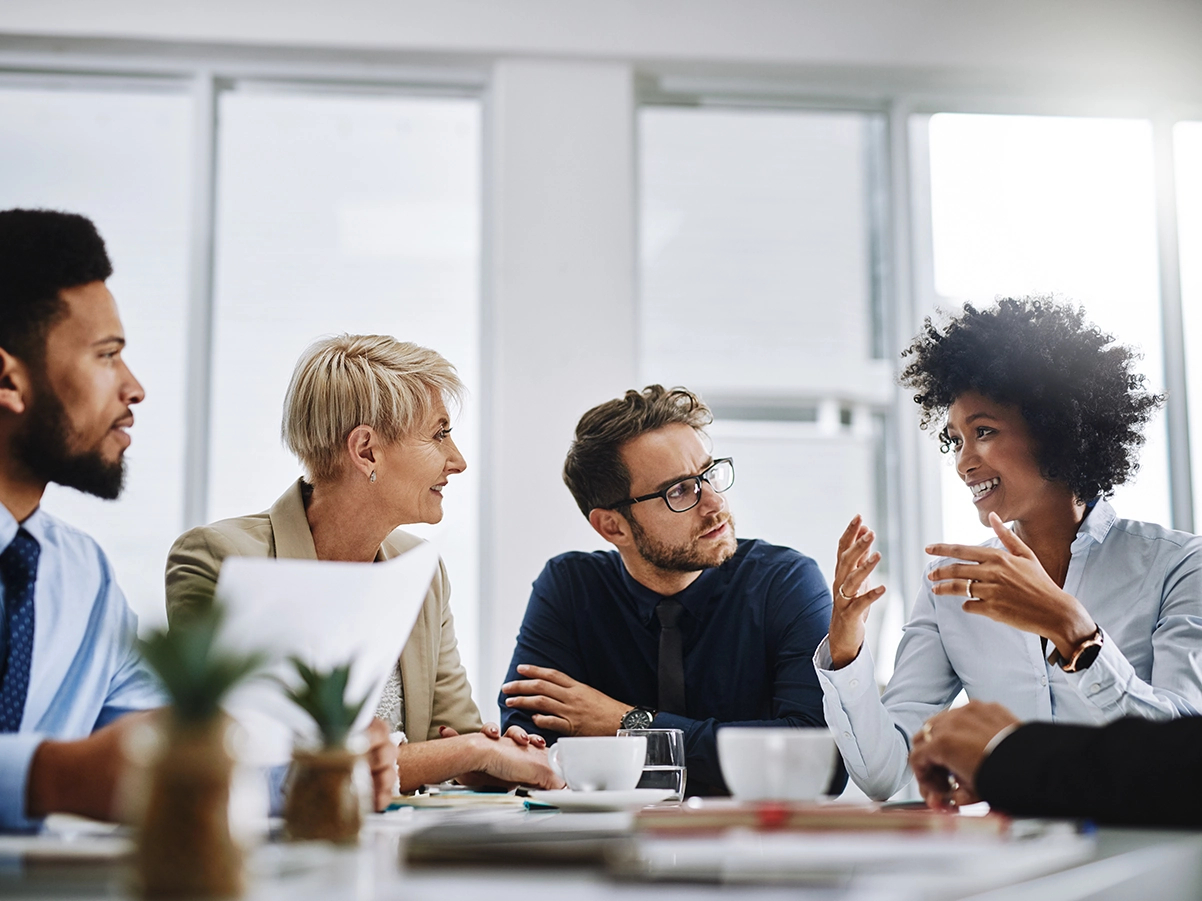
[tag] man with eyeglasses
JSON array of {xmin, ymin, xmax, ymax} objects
[{"xmin": 499, "ymin": 385, "xmax": 838, "ymax": 796}]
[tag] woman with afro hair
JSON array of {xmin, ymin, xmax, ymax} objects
[{"xmin": 814, "ymin": 297, "xmax": 1202, "ymax": 802}]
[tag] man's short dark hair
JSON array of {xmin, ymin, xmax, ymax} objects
[
  {"xmin": 0, "ymin": 209, "xmax": 112, "ymax": 365},
  {"xmin": 563, "ymin": 385, "xmax": 713, "ymax": 517}
]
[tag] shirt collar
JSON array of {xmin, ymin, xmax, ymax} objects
[
  {"xmin": 1071, "ymin": 497, "xmax": 1117, "ymax": 551},
  {"xmin": 619, "ymin": 556, "xmax": 721, "ymax": 626},
  {"xmin": 0, "ymin": 502, "xmax": 48, "ymax": 551}
]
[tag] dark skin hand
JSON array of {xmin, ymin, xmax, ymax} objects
[
  {"xmin": 908, "ymin": 701, "xmax": 1021, "ymax": 811},
  {"xmin": 926, "ymin": 512, "xmax": 1097, "ymax": 659},
  {"xmin": 26, "ymin": 711, "xmax": 157, "ymax": 823},
  {"xmin": 828, "ymin": 515, "xmax": 887, "ymax": 669}
]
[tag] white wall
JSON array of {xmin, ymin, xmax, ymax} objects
[
  {"xmin": 3, "ymin": 1, "xmax": 1202, "ymax": 97},
  {"xmin": 481, "ymin": 60, "xmax": 636, "ymax": 716}
]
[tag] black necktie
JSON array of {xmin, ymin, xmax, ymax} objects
[
  {"xmin": 656, "ymin": 598, "xmax": 686, "ymax": 715},
  {"xmin": 0, "ymin": 529, "xmax": 39, "ymax": 732}
]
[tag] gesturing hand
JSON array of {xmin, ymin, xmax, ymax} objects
[
  {"xmin": 926, "ymin": 512, "xmax": 1096, "ymax": 658},
  {"xmin": 501, "ymin": 665, "xmax": 629, "ymax": 736},
  {"xmin": 909, "ymin": 701, "xmax": 1021, "ymax": 811},
  {"xmin": 828, "ymin": 514, "xmax": 887, "ymax": 669}
]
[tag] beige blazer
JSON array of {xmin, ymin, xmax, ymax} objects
[{"xmin": 164, "ymin": 480, "xmax": 483, "ymax": 742}]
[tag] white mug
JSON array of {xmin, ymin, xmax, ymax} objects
[
  {"xmin": 717, "ymin": 727, "xmax": 836, "ymax": 801},
  {"xmin": 547, "ymin": 736, "xmax": 647, "ymax": 792}
]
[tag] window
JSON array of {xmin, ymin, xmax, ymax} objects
[
  {"xmin": 1177, "ymin": 122, "xmax": 1202, "ymax": 519},
  {"xmin": 639, "ymin": 106, "xmax": 899, "ymax": 677},
  {"xmin": 208, "ymin": 88, "xmax": 483, "ymax": 701},
  {"xmin": 0, "ymin": 81, "xmax": 192, "ymax": 632},
  {"xmin": 922, "ymin": 113, "xmax": 1170, "ymax": 543}
]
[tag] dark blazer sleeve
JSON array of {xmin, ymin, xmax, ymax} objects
[{"xmin": 977, "ymin": 716, "xmax": 1202, "ymax": 826}]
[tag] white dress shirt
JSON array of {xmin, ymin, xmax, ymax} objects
[
  {"xmin": 0, "ymin": 505, "xmax": 162, "ymax": 831},
  {"xmin": 815, "ymin": 501, "xmax": 1202, "ymax": 800}
]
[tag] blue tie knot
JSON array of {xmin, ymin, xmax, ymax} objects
[{"xmin": 1, "ymin": 529, "xmax": 40, "ymax": 589}]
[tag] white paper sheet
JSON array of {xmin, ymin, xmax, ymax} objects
[{"xmin": 213, "ymin": 542, "xmax": 439, "ymax": 766}]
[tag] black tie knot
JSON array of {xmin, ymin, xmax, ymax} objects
[{"xmin": 656, "ymin": 598, "xmax": 683, "ymax": 628}]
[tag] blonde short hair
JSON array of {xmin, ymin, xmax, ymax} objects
[{"xmin": 282, "ymin": 334, "xmax": 465, "ymax": 483}]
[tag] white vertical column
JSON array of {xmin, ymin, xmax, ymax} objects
[
  {"xmin": 183, "ymin": 72, "xmax": 219, "ymax": 531},
  {"xmin": 479, "ymin": 60, "xmax": 637, "ymax": 717}
]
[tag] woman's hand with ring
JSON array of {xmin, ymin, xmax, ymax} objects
[
  {"xmin": 925, "ymin": 513, "xmax": 1096, "ymax": 658},
  {"xmin": 829, "ymin": 515, "xmax": 887, "ymax": 670}
]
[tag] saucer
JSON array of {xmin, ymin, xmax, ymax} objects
[{"xmin": 527, "ymin": 788, "xmax": 675, "ymax": 812}]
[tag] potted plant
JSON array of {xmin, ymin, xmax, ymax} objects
[
  {"xmin": 134, "ymin": 606, "xmax": 264, "ymax": 899},
  {"xmin": 281, "ymin": 658, "xmax": 370, "ymax": 844}
]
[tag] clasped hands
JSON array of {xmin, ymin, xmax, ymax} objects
[
  {"xmin": 908, "ymin": 701, "xmax": 1020, "ymax": 810},
  {"xmin": 830, "ymin": 511, "xmax": 1096, "ymax": 669}
]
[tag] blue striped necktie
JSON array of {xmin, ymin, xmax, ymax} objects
[{"xmin": 0, "ymin": 529, "xmax": 39, "ymax": 732}]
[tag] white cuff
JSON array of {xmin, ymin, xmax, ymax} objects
[{"xmin": 982, "ymin": 723, "xmax": 1020, "ymax": 758}]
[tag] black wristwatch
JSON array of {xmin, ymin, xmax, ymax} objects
[
  {"xmin": 1048, "ymin": 625, "xmax": 1105, "ymax": 673},
  {"xmin": 620, "ymin": 706, "xmax": 655, "ymax": 729}
]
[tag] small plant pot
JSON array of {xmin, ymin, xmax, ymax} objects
[
  {"xmin": 135, "ymin": 715, "xmax": 243, "ymax": 898},
  {"xmin": 284, "ymin": 747, "xmax": 364, "ymax": 844}
]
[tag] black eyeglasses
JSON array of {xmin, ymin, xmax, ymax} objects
[{"xmin": 607, "ymin": 458, "xmax": 735, "ymax": 513}]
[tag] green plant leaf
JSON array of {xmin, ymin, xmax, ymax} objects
[
  {"xmin": 138, "ymin": 604, "xmax": 266, "ymax": 723},
  {"xmin": 282, "ymin": 657, "xmax": 371, "ymax": 749}
]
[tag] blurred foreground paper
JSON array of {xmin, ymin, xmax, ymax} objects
[{"xmin": 213, "ymin": 542, "xmax": 439, "ymax": 766}]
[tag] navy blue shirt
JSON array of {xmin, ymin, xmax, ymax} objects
[{"xmin": 500, "ymin": 538, "xmax": 836, "ymax": 795}]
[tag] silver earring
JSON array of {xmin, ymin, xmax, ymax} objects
[{"xmin": 369, "ymin": 470, "xmax": 376, "ymax": 483}]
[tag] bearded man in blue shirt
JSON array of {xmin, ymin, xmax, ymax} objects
[
  {"xmin": 0, "ymin": 209, "xmax": 164, "ymax": 830},
  {"xmin": 500, "ymin": 385, "xmax": 840, "ymax": 796}
]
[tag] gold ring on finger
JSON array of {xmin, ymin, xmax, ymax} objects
[
  {"xmin": 966, "ymin": 579, "xmax": 977, "ymax": 600},
  {"xmin": 837, "ymin": 583, "xmax": 854, "ymax": 601}
]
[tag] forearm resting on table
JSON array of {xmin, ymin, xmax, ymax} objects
[
  {"xmin": 394, "ymin": 733, "xmax": 502, "ymax": 793},
  {"xmin": 26, "ymin": 713, "xmax": 154, "ymax": 822}
]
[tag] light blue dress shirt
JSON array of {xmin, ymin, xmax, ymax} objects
[
  {"xmin": 0, "ymin": 504, "xmax": 162, "ymax": 831},
  {"xmin": 816, "ymin": 501, "xmax": 1202, "ymax": 800}
]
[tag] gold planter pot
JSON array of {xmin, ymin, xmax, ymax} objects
[
  {"xmin": 135, "ymin": 715, "xmax": 243, "ymax": 899},
  {"xmin": 283, "ymin": 747, "xmax": 364, "ymax": 844}
]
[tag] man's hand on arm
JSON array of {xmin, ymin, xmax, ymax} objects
[
  {"xmin": 454, "ymin": 733, "xmax": 565, "ymax": 790},
  {"xmin": 908, "ymin": 701, "xmax": 1021, "ymax": 811},
  {"xmin": 500, "ymin": 665, "xmax": 629, "ymax": 736},
  {"xmin": 26, "ymin": 711, "xmax": 156, "ymax": 823}
]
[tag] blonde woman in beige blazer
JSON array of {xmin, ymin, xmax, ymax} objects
[{"xmin": 166, "ymin": 335, "xmax": 561, "ymax": 805}]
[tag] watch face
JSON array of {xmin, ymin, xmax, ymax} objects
[{"xmin": 621, "ymin": 708, "xmax": 653, "ymax": 730}]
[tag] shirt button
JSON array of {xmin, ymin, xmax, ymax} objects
[
  {"xmin": 1040, "ymin": 676, "xmax": 1048, "ymax": 687},
  {"xmin": 842, "ymin": 732, "xmax": 852, "ymax": 740},
  {"xmin": 1090, "ymin": 683, "xmax": 1101, "ymax": 694},
  {"xmin": 849, "ymin": 679, "xmax": 860, "ymax": 689}
]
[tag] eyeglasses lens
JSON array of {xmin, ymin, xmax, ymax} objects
[{"xmin": 707, "ymin": 460, "xmax": 734, "ymax": 492}]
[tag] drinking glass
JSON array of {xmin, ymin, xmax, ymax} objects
[{"xmin": 616, "ymin": 727, "xmax": 686, "ymax": 799}]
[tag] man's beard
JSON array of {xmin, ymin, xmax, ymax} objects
[
  {"xmin": 12, "ymin": 379, "xmax": 126, "ymax": 500},
  {"xmin": 629, "ymin": 511, "xmax": 737, "ymax": 573}
]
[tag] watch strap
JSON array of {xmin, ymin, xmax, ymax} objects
[{"xmin": 1047, "ymin": 625, "xmax": 1104, "ymax": 673}]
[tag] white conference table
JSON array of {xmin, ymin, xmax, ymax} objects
[{"xmin": 4, "ymin": 806, "xmax": 1202, "ymax": 901}]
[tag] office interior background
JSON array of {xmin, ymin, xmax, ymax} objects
[{"xmin": 0, "ymin": 1, "xmax": 1200, "ymax": 724}]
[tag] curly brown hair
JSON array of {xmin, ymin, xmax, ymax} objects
[{"xmin": 898, "ymin": 296, "xmax": 1163, "ymax": 501}]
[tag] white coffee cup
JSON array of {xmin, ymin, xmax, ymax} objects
[
  {"xmin": 717, "ymin": 728, "xmax": 837, "ymax": 801},
  {"xmin": 547, "ymin": 736, "xmax": 647, "ymax": 792}
]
